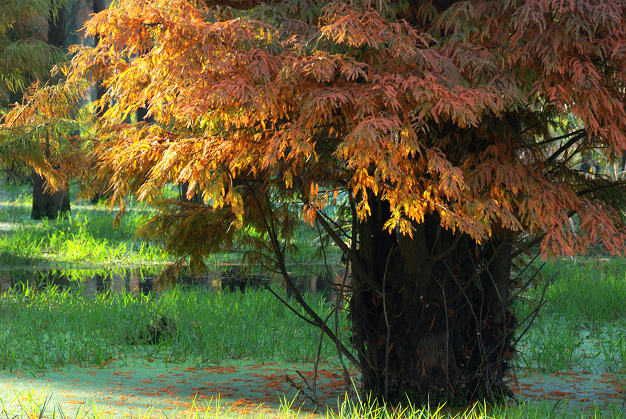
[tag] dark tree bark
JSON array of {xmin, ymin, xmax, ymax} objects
[
  {"xmin": 93, "ymin": 0, "xmax": 106, "ymax": 15},
  {"xmin": 31, "ymin": 2, "xmax": 72, "ymax": 220},
  {"xmin": 179, "ymin": 182, "xmax": 202, "ymax": 204},
  {"xmin": 136, "ymin": 106, "xmax": 154, "ymax": 124},
  {"xmin": 349, "ymin": 194, "xmax": 516, "ymax": 405},
  {"xmin": 87, "ymin": 0, "xmax": 110, "ymax": 204},
  {"xmin": 31, "ymin": 172, "xmax": 70, "ymax": 219},
  {"xmin": 47, "ymin": 4, "xmax": 67, "ymax": 48}
]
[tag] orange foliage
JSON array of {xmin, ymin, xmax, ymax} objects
[{"xmin": 56, "ymin": 0, "xmax": 626, "ymax": 258}]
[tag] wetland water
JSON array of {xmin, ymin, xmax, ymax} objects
[
  {"xmin": 1, "ymin": 267, "xmax": 624, "ymax": 417},
  {"xmin": 0, "ymin": 264, "xmax": 332, "ymax": 296},
  {"xmin": 1, "ymin": 356, "xmax": 358, "ymax": 417},
  {"xmin": 1, "ymin": 355, "xmax": 624, "ymax": 417}
]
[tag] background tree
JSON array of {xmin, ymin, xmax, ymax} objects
[
  {"xmin": 0, "ymin": 0, "xmax": 91, "ymax": 219},
  {"xmin": 0, "ymin": 0, "xmax": 69, "ymax": 104},
  {"xmin": 0, "ymin": 0, "xmax": 69, "ymax": 184},
  {"xmin": 30, "ymin": 0, "xmax": 75, "ymax": 220},
  {"xmin": 22, "ymin": 0, "xmax": 626, "ymax": 406}
]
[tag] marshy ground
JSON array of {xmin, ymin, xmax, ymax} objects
[{"xmin": 0, "ymin": 182, "xmax": 625, "ymax": 418}]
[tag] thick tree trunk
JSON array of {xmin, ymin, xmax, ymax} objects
[
  {"xmin": 350, "ymin": 195, "xmax": 516, "ymax": 405},
  {"xmin": 31, "ymin": 172, "xmax": 70, "ymax": 219}
]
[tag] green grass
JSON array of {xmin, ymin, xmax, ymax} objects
[
  {"xmin": 514, "ymin": 258, "xmax": 626, "ymax": 375},
  {"xmin": 0, "ymin": 181, "xmax": 172, "ymax": 268},
  {"xmin": 0, "ymin": 283, "xmax": 350, "ymax": 371},
  {"xmin": 540, "ymin": 257, "xmax": 626, "ymax": 322}
]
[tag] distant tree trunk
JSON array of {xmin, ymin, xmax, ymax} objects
[
  {"xmin": 350, "ymin": 194, "xmax": 516, "ymax": 405},
  {"xmin": 88, "ymin": 0, "xmax": 109, "ymax": 204},
  {"xmin": 93, "ymin": 0, "xmax": 106, "ymax": 14},
  {"xmin": 179, "ymin": 182, "xmax": 202, "ymax": 204},
  {"xmin": 47, "ymin": 2, "xmax": 67, "ymax": 48},
  {"xmin": 136, "ymin": 106, "xmax": 154, "ymax": 124},
  {"xmin": 31, "ymin": 172, "xmax": 70, "ymax": 219},
  {"xmin": 31, "ymin": 2, "xmax": 71, "ymax": 220}
]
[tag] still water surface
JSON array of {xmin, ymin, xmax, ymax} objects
[{"xmin": 0, "ymin": 265, "xmax": 331, "ymax": 296}]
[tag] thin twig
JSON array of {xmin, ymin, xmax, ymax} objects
[
  {"xmin": 285, "ymin": 372, "xmax": 317, "ymax": 407},
  {"xmin": 253, "ymin": 191, "xmax": 360, "ymax": 369},
  {"xmin": 512, "ymin": 273, "xmax": 555, "ymax": 349},
  {"xmin": 316, "ymin": 213, "xmax": 378, "ymax": 293},
  {"xmin": 381, "ymin": 247, "xmax": 394, "ymax": 401}
]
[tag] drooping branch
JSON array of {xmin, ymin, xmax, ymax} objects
[
  {"xmin": 315, "ymin": 210, "xmax": 378, "ymax": 293},
  {"xmin": 252, "ymin": 190, "xmax": 361, "ymax": 369},
  {"xmin": 545, "ymin": 131, "xmax": 587, "ymax": 164},
  {"xmin": 535, "ymin": 128, "xmax": 586, "ymax": 147}
]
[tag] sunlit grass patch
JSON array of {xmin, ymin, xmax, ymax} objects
[{"xmin": 0, "ymin": 181, "xmax": 172, "ymax": 268}]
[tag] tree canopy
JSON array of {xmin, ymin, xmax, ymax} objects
[{"xmin": 66, "ymin": 0, "xmax": 626, "ymax": 258}]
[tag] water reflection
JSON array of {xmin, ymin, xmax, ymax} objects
[
  {"xmin": 0, "ymin": 267, "xmax": 239, "ymax": 295},
  {"xmin": 0, "ymin": 265, "xmax": 344, "ymax": 298}
]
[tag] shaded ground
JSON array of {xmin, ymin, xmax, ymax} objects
[
  {"xmin": 1, "ymin": 357, "xmax": 357, "ymax": 418},
  {"xmin": 508, "ymin": 368, "xmax": 625, "ymax": 416},
  {"xmin": 2, "ymin": 356, "xmax": 625, "ymax": 418}
]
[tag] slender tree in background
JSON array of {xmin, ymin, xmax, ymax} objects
[
  {"xmin": 0, "ymin": 0, "xmax": 70, "ymax": 185},
  {"xmin": 14, "ymin": 0, "xmax": 626, "ymax": 405},
  {"xmin": 30, "ymin": 1, "xmax": 75, "ymax": 220}
]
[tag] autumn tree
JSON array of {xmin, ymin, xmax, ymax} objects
[{"xmin": 24, "ymin": 0, "xmax": 626, "ymax": 405}]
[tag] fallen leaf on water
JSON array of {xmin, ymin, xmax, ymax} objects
[
  {"xmin": 113, "ymin": 371, "xmax": 132, "ymax": 376},
  {"xmin": 547, "ymin": 390, "xmax": 570, "ymax": 397}
]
